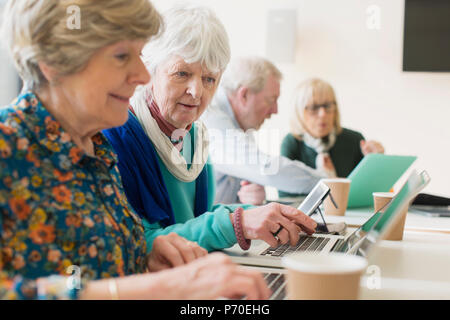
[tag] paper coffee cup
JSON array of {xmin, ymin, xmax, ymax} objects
[
  {"xmin": 282, "ymin": 252, "xmax": 367, "ymax": 300},
  {"xmin": 373, "ymin": 192, "xmax": 394, "ymax": 213},
  {"xmin": 321, "ymin": 178, "xmax": 351, "ymax": 216},
  {"xmin": 372, "ymin": 192, "xmax": 407, "ymax": 241}
]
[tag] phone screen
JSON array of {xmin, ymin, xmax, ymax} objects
[{"xmin": 297, "ymin": 182, "xmax": 330, "ymax": 215}]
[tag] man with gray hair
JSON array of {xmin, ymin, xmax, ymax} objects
[{"xmin": 201, "ymin": 56, "xmax": 328, "ymax": 205}]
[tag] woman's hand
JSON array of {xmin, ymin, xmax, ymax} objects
[
  {"xmin": 155, "ymin": 253, "xmax": 271, "ymax": 300},
  {"xmin": 81, "ymin": 253, "xmax": 270, "ymax": 300},
  {"xmin": 147, "ymin": 233, "xmax": 207, "ymax": 272},
  {"xmin": 360, "ymin": 140, "xmax": 384, "ymax": 155},
  {"xmin": 237, "ymin": 202, "xmax": 317, "ymax": 248},
  {"xmin": 238, "ymin": 180, "xmax": 266, "ymax": 205}
]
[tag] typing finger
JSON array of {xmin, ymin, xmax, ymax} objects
[
  {"xmin": 175, "ymin": 239, "xmax": 198, "ymax": 264},
  {"xmin": 154, "ymin": 235, "xmax": 185, "ymax": 268},
  {"xmin": 274, "ymin": 227, "xmax": 290, "ymax": 245},
  {"xmin": 237, "ymin": 267, "xmax": 271, "ymax": 300},
  {"xmin": 192, "ymin": 243, "xmax": 208, "ymax": 259},
  {"xmin": 278, "ymin": 204, "xmax": 317, "ymax": 232},
  {"xmin": 276, "ymin": 216, "xmax": 301, "ymax": 246},
  {"xmin": 261, "ymin": 229, "xmax": 280, "ymax": 248}
]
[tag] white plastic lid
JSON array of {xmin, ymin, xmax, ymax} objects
[
  {"xmin": 320, "ymin": 178, "xmax": 351, "ymax": 184},
  {"xmin": 282, "ymin": 252, "xmax": 368, "ymax": 274},
  {"xmin": 372, "ymin": 192, "xmax": 395, "ymax": 198}
]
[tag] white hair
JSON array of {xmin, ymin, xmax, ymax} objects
[
  {"xmin": 141, "ymin": 4, "xmax": 231, "ymax": 76},
  {"xmin": 220, "ymin": 56, "xmax": 283, "ymax": 94}
]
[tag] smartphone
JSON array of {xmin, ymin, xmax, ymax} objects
[{"xmin": 297, "ymin": 182, "xmax": 330, "ymax": 216}]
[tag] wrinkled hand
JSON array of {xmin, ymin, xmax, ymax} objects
[
  {"xmin": 360, "ymin": 140, "xmax": 384, "ymax": 156},
  {"xmin": 238, "ymin": 180, "xmax": 266, "ymax": 205},
  {"xmin": 147, "ymin": 233, "xmax": 207, "ymax": 272},
  {"xmin": 238, "ymin": 202, "xmax": 317, "ymax": 248},
  {"xmin": 160, "ymin": 253, "xmax": 271, "ymax": 300}
]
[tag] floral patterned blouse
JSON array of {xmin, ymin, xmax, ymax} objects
[{"xmin": 0, "ymin": 92, "xmax": 148, "ymax": 299}]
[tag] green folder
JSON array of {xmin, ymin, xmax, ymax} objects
[{"xmin": 347, "ymin": 154, "xmax": 417, "ymax": 208}]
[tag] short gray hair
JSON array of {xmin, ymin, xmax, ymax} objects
[
  {"xmin": 141, "ymin": 4, "xmax": 231, "ymax": 75},
  {"xmin": 2, "ymin": 0, "xmax": 162, "ymax": 91},
  {"xmin": 221, "ymin": 56, "xmax": 282, "ymax": 94}
]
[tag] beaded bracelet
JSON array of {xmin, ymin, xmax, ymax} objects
[{"xmin": 232, "ymin": 207, "xmax": 251, "ymax": 250}]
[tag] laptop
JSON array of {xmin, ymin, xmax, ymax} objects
[
  {"xmin": 346, "ymin": 154, "xmax": 417, "ymax": 208},
  {"xmin": 239, "ymin": 170, "xmax": 431, "ymax": 300},
  {"xmin": 223, "ymin": 170, "xmax": 431, "ymax": 269}
]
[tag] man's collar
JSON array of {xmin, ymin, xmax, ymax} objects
[{"xmin": 215, "ymin": 87, "xmax": 241, "ymax": 130}]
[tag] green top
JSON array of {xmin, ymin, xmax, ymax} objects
[
  {"xmin": 279, "ymin": 128, "xmax": 365, "ymax": 197},
  {"xmin": 144, "ymin": 124, "xmax": 253, "ymax": 252}
]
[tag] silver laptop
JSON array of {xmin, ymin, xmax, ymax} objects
[
  {"xmin": 223, "ymin": 170, "xmax": 431, "ymax": 269},
  {"xmin": 239, "ymin": 170, "xmax": 431, "ymax": 300}
]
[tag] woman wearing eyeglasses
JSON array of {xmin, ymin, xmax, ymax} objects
[{"xmin": 279, "ymin": 78, "xmax": 384, "ymax": 197}]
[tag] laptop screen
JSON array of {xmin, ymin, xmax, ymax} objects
[
  {"xmin": 355, "ymin": 170, "xmax": 430, "ymax": 256},
  {"xmin": 336, "ymin": 208, "xmax": 384, "ymax": 254},
  {"xmin": 339, "ymin": 170, "xmax": 430, "ymax": 256},
  {"xmin": 371, "ymin": 170, "xmax": 430, "ymax": 237}
]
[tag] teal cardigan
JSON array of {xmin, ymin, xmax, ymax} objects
[
  {"xmin": 104, "ymin": 113, "xmax": 253, "ymax": 253},
  {"xmin": 144, "ymin": 126, "xmax": 253, "ymax": 252}
]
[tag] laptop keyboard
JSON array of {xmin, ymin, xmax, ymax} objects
[
  {"xmin": 332, "ymin": 239, "xmax": 345, "ymax": 252},
  {"xmin": 260, "ymin": 235, "xmax": 330, "ymax": 257},
  {"xmin": 263, "ymin": 272, "xmax": 287, "ymax": 300},
  {"xmin": 260, "ymin": 236, "xmax": 345, "ymax": 300}
]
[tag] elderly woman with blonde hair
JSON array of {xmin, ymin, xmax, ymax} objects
[
  {"xmin": 0, "ymin": 0, "xmax": 270, "ymax": 300},
  {"xmin": 279, "ymin": 78, "xmax": 384, "ymax": 197},
  {"xmin": 103, "ymin": 5, "xmax": 317, "ymax": 256}
]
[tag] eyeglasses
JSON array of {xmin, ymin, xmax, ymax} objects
[{"xmin": 304, "ymin": 102, "xmax": 336, "ymax": 115}]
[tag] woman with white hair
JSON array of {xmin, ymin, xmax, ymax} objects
[
  {"xmin": 0, "ymin": 0, "xmax": 270, "ymax": 300},
  {"xmin": 103, "ymin": 5, "xmax": 317, "ymax": 255},
  {"xmin": 279, "ymin": 78, "xmax": 384, "ymax": 197}
]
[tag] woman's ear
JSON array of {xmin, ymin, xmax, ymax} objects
[{"xmin": 38, "ymin": 61, "xmax": 59, "ymax": 84}]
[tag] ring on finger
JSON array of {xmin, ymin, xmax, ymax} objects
[{"xmin": 272, "ymin": 226, "xmax": 283, "ymax": 242}]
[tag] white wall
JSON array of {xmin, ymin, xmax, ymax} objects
[
  {"xmin": 0, "ymin": 0, "xmax": 447, "ymax": 195},
  {"xmin": 0, "ymin": 3, "xmax": 20, "ymax": 106},
  {"xmin": 0, "ymin": 49, "xmax": 19, "ymax": 106},
  {"xmin": 288, "ymin": 0, "xmax": 450, "ymax": 197},
  {"xmin": 152, "ymin": 0, "xmax": 450, "ymax": 197}
]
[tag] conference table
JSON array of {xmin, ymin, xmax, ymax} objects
[
  {"xmin": 322, "ymin": 207, "xmax": 450, "ymax": 299},
  {"xmin": 247, "ymin": 199, "xmax": 450, "ymax": 300}
]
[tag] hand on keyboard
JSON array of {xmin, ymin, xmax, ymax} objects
[{"xmin": 236, "ymin": 202, "xmax": 318, "ymax": 248}]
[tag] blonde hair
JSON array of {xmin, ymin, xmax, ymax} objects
[
  {"xmin": 221, "ymin": 56, "xmax": 282, "ymax": 94},
  {"xmin": 2, "ymin": 0, "xmax": 162, "ymax": 91},
  {"xmin": 290, "ymin": 78, "xmax": 342, "ymax": 138},
  {"xmin": 141, "ymin": 4, "xmax": 231, "ymax": 76}
]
